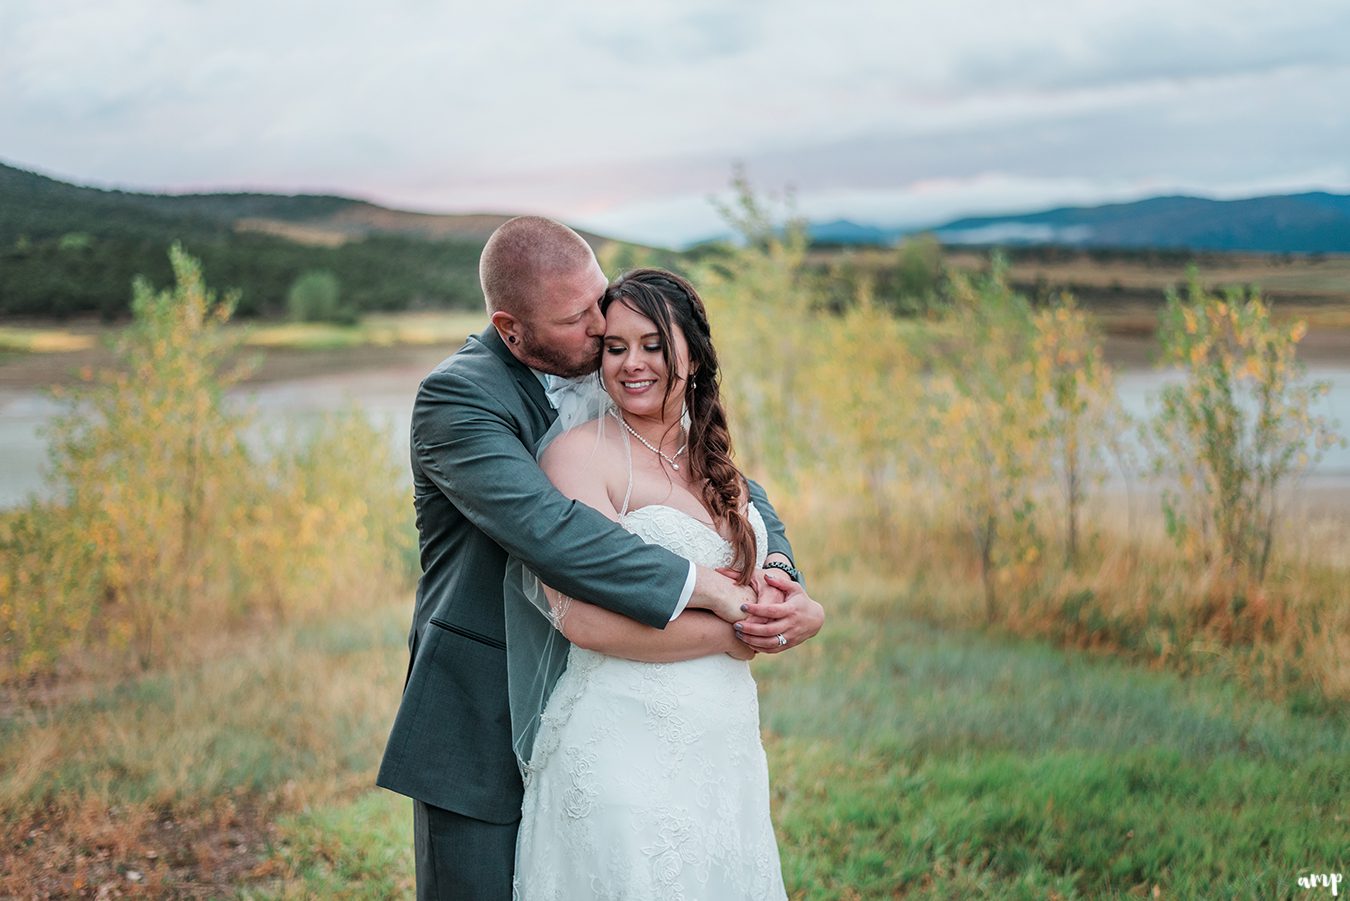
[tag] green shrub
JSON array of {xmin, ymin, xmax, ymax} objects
[{"xmin": 287, "ymin": 269, "xmax": 355, "ymax": 324}]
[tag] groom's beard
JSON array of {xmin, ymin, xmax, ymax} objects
[{"xmin": 519, "ymin": 330, "xmax": 602, "ymax": 379}]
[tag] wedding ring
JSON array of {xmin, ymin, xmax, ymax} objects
[{"xmin": 776, "ymin": 633, "xmax": 787, "ymax": 647}]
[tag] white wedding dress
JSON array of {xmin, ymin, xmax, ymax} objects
[{"xmin": 513, "ymin": 501, "xmax": 787, "ymax": 901}]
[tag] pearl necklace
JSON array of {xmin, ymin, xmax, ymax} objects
[{"xmin": 612, "ymin": 411, "xmax": 687, "ymax": 471}]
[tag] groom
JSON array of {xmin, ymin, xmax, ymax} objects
[{"xmin": 377, "ymin": 216, "xmax": 823, "ymax": 900}]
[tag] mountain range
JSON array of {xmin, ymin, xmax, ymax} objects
[{"xmin": 807, "ymin": 192, "xmax": 1350, "ymax": 253}]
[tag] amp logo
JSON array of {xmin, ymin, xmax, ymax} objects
[{"xmin": 1297, "ymin": 873, "xmax": 1343, "ymax": 896}]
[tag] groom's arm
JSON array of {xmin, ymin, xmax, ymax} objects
[
  {"xmin": 413, "ymin": 365, "xmax": 748, "ymax": 627},
  {"xmin": 739, "ymin": 478, "xmax": 799, "ymax": 591},
  {"xmin": 534, "ymin": 427, "xmax": 750, "ymax": 662},
  {"xmin": 738, "ymin": 476, "xmax": 826, "ymax": 653},
  {"xmin": 745, "ymin": 477, "xmax": 799, "ymax": 579}
]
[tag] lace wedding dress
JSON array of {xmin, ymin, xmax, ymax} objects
[{"xmin": 513, "ymin": 501, "xmax": 787, "ymax": 901}]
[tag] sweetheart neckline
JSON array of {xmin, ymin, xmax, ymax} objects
[
  {"xmin": 620, "ymin": 502, "xmax": 759, "ymax": 543},
  {"xmin": 621, "ymin": 502, "xmax": 718, "ymax": 535}
]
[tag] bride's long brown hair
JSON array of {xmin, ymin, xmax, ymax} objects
[{"xmin": 602, "ymin": 269, "xmax": 755, "ymax": 585}]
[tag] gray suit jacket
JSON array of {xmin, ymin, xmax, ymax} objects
[{"xmin": 377, "ymin": 326, "xmax": 792, "ymax": 824}]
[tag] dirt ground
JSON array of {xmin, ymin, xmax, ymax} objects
[{"xmin": 1, "ymin": 801, "xmax": 277, "ymax": 899}]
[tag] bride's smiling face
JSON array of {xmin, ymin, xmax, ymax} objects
[{"xmin": 602, "ymin": 299, "xmax": 691, "ymax": 425}]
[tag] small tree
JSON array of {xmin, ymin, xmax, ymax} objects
[
  {"xmin": 46, "ymin": 244, "xmax": 255, "ymax": 665},
  {"xmin": 5, "ymin": 246, "xmax": 414, "ymax": 678},
  {"xmin": 889, "ymin": 232, "xmax": 947, "ymax": 316},
  {"xmin": 1146, "ymin": 275, "xmax": 1343, "ymax": 583},
  {"xmin": 287, "ymin": 269, "xmax": 353, "ymax": 324},
  {"xmin": 920, "ymin": 260, "xmax": 1047, "ymax": 621},
  {"xmin": 812, "ymin": 278, "xmax": 919, "ymax": 548},
  {"xmin": 1032, "ymin": 293, "xmax": 1123, "ymax": 565}
]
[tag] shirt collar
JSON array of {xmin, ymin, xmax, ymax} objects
[{"xmin": 529, "ymin": 368, "xmax": 560, "ymax": 409}]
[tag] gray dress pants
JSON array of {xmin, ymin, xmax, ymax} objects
[{"xmin": 414, "ymin": 799, "xmax": 519, "ymax": 900}]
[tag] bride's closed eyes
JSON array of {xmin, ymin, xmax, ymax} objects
[
  {"xmin": 604, "ymin": 329, "xmax": 661, "ymax": 353},
  {"xmin": 603, "ymin": 336, "xmax": 662, "ymax": 355}
]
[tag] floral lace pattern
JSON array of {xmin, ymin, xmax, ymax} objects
[{"xmin": 514, "ymin": 504, "xmax": 786, "ymax": 900}]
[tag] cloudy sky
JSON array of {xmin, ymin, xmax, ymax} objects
[{"xmin": 3, "ymin": 0, "xmax": 1349, "ymax": 246}]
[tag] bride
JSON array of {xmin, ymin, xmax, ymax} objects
[{"xmin": 511, "ymin": 269, "xmax": 789, "ymax": 899}]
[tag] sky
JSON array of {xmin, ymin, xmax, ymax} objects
[{"xmin": 3, "ymin": 0, "xmax": 1350, "ymax": 247}]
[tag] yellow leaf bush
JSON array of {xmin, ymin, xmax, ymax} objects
[{"xmin": 1, "ymin": 247, "xmax": 413, "ymax": 679}]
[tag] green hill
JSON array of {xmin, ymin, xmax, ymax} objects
[{"xmin": 0, "ymin": 162, "xmax": 612, "ymax": 320}]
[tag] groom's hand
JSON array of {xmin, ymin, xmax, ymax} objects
[{"xmin": 734, "ymin": 571, "xmax": 824, "ymax": 653}]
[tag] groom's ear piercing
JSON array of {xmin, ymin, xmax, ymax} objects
[{"xmin": 508, "ymin": 335, "xmax": 518, "ymax": 344}]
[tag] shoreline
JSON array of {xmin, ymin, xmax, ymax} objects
[
  {"xmin": 1101, "ymin": 328, "xmax": 1350, "ymax": 370},
  {"xmin": 0, "ymin": 339, "xmax": 465, "ymax": 391}
]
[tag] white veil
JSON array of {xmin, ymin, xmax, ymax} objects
[{"xmin": 504, "ymin": 372, "xmax": 627, "ymax": 778}]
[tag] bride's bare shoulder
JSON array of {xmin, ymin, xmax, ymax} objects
[{"xmin": 539, "ymin": 418, "xmax": 624, "ymax": 476}]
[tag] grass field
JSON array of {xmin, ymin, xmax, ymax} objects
[
  {"xmin": 11, "ymin": 248, "xmax": 1350, "ymax": 353},
  {"xmin": 3, "ymin": 575, "xmax": 1344, "ymax": 898},
  {"xmin": 802, "ymin": 247, "xmax": 1350, "ymax": 365},
  {"xmin": 939, "ymin": 249, "xmax": 1350, "ymax": 304}
]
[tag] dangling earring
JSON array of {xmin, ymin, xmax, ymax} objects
[{"xmin": 681, "ymin": 376, "xmax": 694, "ymax": 432}]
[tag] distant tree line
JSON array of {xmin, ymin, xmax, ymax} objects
[
  {"xmin": 0, "ymin": 230, "xmax": 484, "ymax": 319},
  {"xmin": 0, "ymin": 163, "xmax": 486, "ymax": 320}
]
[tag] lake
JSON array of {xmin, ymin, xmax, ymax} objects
[{"xmin": 1, "ymin": 361, "xmax": 1347, "ymax": 509}]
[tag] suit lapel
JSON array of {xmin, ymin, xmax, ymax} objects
[{"xmin": 478, "ymin": 326, "xmax": 556, "ymax": 425}]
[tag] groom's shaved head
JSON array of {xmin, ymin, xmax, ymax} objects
[{"xmin": 480, "ymin": 216, "xmax": 598, "ymax": 315}]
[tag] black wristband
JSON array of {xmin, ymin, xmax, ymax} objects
[{"xmin": 763, "ymin": 560, "xmax": 800, "ymax": 582}]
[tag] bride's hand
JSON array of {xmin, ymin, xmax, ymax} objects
[
  {"xmin": 725, "ymin": 636, "xmax": 757, "ymax": 661},
  {"xmin": 734, "ymin": 571, "xmax": 825, "ymax": 653},
  {"xmin": 691, "ymin": 565, "xmax": 752, "ymax": 623},
  {"xmin": 716, "ymin": 568, "xmax": 785, "ymax": 605},
  {"xmin": 747, "ymin": 570, "xmax": 785, "ymax": 606}
]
